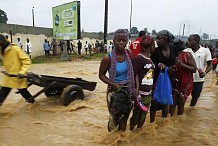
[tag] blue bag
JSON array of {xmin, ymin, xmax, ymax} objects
[{"xmin": 153, "ymin": 67, "xmax": 173, "ymax": 105}]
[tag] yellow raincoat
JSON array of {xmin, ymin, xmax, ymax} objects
[{"xmin": 1, "ymin": 44, "xmax": 31, "ymax": 89}]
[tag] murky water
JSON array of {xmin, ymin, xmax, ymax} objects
[{"xmin": 0, "ymin": 61, "xmax": 217, "ymax": 146}]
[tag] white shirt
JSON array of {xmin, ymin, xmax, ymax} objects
[
  {"xmin": 25, "ymin": 42, "xmax": 32, "ymax": 54},
  {"xmin": 84, "ymin": 43, "xmax": 89, "ymax": 49},
  {"xmin": 108, "ymin": 44, "xmax": 113, "ymax": 53},
  {"xmin": 17, "ymin": 41, "xmax": 23, "ymax": 49},
  {"xmin": 184, "ymin": 47, "xmax": 212, "ymax": 82}
]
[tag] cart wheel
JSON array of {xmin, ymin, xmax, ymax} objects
[
  {"xmin": 44, "ymin": 87, "xmax": 63, "ymax": 97},
  {"xmin": 61, "ymin": 85, "xmax": 84, "ymax": 106}
]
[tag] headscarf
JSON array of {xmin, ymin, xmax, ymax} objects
[
  {"xmin": 157, "ymin": 30, "xmax": 175, "ymax": 43},
  {"xmin": 173, "ymin": 38, "xmax": 185, "ymax": 51},
  {"xmin": 0, "ymin": 34, "xmax": 9, "ymax": 55},
  {"xmin": 0, "ymin": 34, "xmax": 6, "ymax": 42},
  {"xmin": 140, "ymin": 35, "xmax": 155, "ymax": 48},
  {"xmin": 173, "ymin": 38, "xmax": 184, "ymax": 45},
  {"xmin": 114, "ymin": 29, "xmax": 129, "ymax": 40}
]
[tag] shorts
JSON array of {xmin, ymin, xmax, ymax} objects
[
  {"xmin": 191, "ymin": 82, "xmax": 204, "ymax": 99},
  {"xmin": 106, "ymin": 87, "xmax": 132, "ymax": 132}
]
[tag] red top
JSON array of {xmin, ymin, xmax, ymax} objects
[
  {"xmin": 174, "ymin": 51, "xmax": 193, "ymax": 102},
  {"xmin": 129, "ymin": 38, "xmax": 141, "ymax": 57}
]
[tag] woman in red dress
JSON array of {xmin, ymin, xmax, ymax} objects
[{"xmin": 169, "ymin": 39, "xmax": 197, "ymax": 116}]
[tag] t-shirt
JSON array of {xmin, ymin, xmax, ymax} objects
[
  {"xmin": 108, "ymin": 44, "xmax": 113, "ymax": 53},
  {"xmin": 133, "ymin": 53, "xmax": 155, "ymax": 95},
  {"xmin": 151, "ymin": 44, "xmax": 179, "ymax": 83},
  {"xmin": 85, "ymin": 43, "xmax": 89, "ymax": 49},
  {"xmin": 17, "ymin": 41, "xmax": 23, "ymax": 49},
  {"xmin": 184, "ymin": 47, "xmax": 212, "ymax": 82},
  {"xmin": 129, "ymin": 38, "xmax": 141, "ymax": 57},
  {"xmin": 26, "ymin": 42, "xmax": 32, "ymax": 54}
]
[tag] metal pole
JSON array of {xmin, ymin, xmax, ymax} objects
[
  {"xmin": 182, "ymin": 24, "xmax": 185, "ymax": 39},
  {"xmin": 129, "ymin": 0, "xmax": 132, "ymax": 39},
  {"xmin": 32, "ymin": 7, "xmax": 35, "ymax": 27},
  {"xmin": 104, "ymin": 0, "xmax": 108, "ymax": 45},
  {"xmin": 10, "ymin": 30, "xmax": 12, "ymax": 43}
]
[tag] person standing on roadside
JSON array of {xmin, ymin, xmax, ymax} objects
[
  {"xmin": 84, "ymin": 41, "xmax": 89, "ymax": 55},
  {"xmin": 77, "ymin": 40, "xmax": 82, "ymax": 55},
  {"xmin": 51, "ymin": 39, "xmax": 58, "ymax": 56},
  {"xmin": 43, "ymin": 39, "xmax": 51, "ymax": 56},
  {"xmin": 25, "ymin": 38, "xmax": 32, "ymax": 59},
  {"xmin": 184, "ymin": 34, "xmax": 212, "ymax": 108},
  {"xmin": 16, "ymin": 38, "xmax": 23, "ymax": 49}
]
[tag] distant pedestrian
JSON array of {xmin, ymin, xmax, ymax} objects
[
  {"xmin": 25, "ymin": 38, "xmax": 32, "ymax": 59},
  {"xmin": 66, "ymin": 40, "xmax": 72, "ymax": 55},
  {"xmin": 108, "ymin": 41, "xmax": 113, "ymax": 53},
  {"xmin": 129, "ymin": 31, "xmax": 146, "ymax": 57},
  {"xmin": 16, "ymin": 38, "xmax": 23, "ymax": 49},
  {"xmin": 88, "ymin": 43, "xmax": 92, "ymax": 56},
  {"xmin": 71, "ymin": 41, "xmax": 77, "ymax": 54},
  {"xmin": 77, "ymin": 40, "xmax": 82, "ymax": 55},
  {"xmin": 59, "ymin": 41, "xmax": 64, "ymax": 54},
  {"xmin": 43, "ymin": 39, "xmax": 51, "ymax": 56},
  {"xmin": 84, "ymin": 41, "xmax": 89, "ymax": 55},
  {"xmin": 51, "ymin": 39, "xmax": 58, "ymax": 56}
]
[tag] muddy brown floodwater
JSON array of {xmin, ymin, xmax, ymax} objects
[{"xmin": 0, "ymin": 61, "xmax": 217, "ymax": 146}]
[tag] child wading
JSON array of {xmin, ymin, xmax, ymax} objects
[{"xmin": 130, "ymin": 36, "xmax": 155, "ymax": 130}]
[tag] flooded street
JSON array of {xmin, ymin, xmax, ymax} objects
[{"xmin": 0, "ymin": 61, "xmax": 217, "ymax": 146}]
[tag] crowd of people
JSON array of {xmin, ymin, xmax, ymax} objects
[
  {"xmin": 12, "ymin": 38, "xmax": 99, "ymax": 57},
  {"xmin": 98, "ymin": 29, "xmax": 216, "ymax": 132},
  {"xmin": 0, "ymin": 29, "xmax": 217, "ymax": 133}
]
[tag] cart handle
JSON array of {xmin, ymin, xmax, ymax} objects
[{"xmin": 1, "ymin": 71, "xmax": 27, "ymax": 78}]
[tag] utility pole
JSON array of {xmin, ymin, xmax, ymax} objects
[
  {"xmin": 129, "ymin": 0, "xmax": 133, "ymax": 39},
  {"xmin": 182, "ymin": 24, "xmax": 185, "ymax": 39},
  {"xmin": 104, "ymin": 0, "xmax": 108, "ymax": 45},
  {"xmin": 32, "ymin": 7, "xmax": 35, "ymax": 27},
  {"xmin": 179, "ymin": 20, "xmax": 190, "ymax": 39}
]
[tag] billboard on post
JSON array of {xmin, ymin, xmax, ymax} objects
[{"xmin": 52, "ymin": 1, "xmax": 81, "ymax": 40}]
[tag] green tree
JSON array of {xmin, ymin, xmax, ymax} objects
[
  {"xmin": 143, "ymin": 28, "xmax": 148, "ymax": 34},
  {"xmin": 202, "ymin": 33, "xmax": 209, "ymax": 40},
  {"xmin": 0, "ymin": 9, "xmax": 8, "ymax": 23},
  {"xmin": 152, "ymin": 30, "xmax": 157, "ymax": 36}
]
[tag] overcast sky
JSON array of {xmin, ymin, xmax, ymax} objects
[{"xmin": 1, "ymin": 0, "xmax": 218, "ymax": 39}]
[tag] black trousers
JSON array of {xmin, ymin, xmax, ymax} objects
[{"xmin": 0, "ymin": 87, "xmax": 32, "ymax": 104}]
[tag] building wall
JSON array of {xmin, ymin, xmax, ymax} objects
[
  {"xmin": 0, "ymin": 23, "xmax": 114, "ymax": 58},
  {"xmin": 0, "ymin": 23, "xmax": 53, "ymax": 58}
]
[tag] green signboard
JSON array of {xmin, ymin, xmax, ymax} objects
[{"xmin": 52, "ymin": 1, "xmax": 81, "ymax": 40}]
